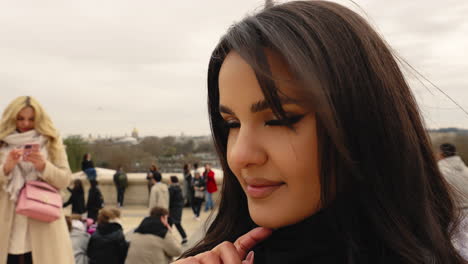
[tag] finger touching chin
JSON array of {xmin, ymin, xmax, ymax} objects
[{"xmin": 195, "ymin": 251, "xmax": 222, "ymax": 263}]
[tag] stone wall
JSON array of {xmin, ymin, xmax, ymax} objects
[{"xmin": 69, "ymin": 168, "xmax": 224, "ymax": 207}]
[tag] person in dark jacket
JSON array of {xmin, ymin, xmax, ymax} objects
[
  {"xmin": 191, "ymin": 172, "xmax": 205, "ymax": 220},
  {"xmin": 168, "ymin": 176, "xmax": 187, "ymax": 244},
  {"xmin": 63, "ymin": 179, "xmax": 86, "ymax": 215},
  {"xmin": 183, "ymin": 164, "xmax": 193, "ymax": 207},
  {"xmin": 82, "ymin": 153, "xmax": 97, "ymax": 183},
  {"xmin": 86, "ymin": 180, "xmax": 104, "ymax": 223},
  {"xmin": 113, "ymin": 166, "xmax": 128, "ymax": 207},
  {"xmin": 87, "ymin": 208, "xmax": 128, "ymax": 264}
]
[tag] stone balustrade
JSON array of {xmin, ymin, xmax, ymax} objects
[{"xmin": 69, "ymin": 168, "xmax": 224, "ymax": 207}]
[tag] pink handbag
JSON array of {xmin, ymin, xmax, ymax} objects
[{"xmin": 16, "ymin": 180, "xmax": 62, "ymax": 222}]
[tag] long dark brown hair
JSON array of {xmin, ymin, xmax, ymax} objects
[{"xmin": 182, "ymin": 1, "xmax": 464, "ymax": 263}]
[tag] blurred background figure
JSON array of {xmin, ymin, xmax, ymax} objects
[
  {"xmin": 147, "ymin": 164, "xmax": 161, "ymax": 197},
  {"xmin": 168, "ymin": 176, "xmax": 188, "ymax": 244},
  {"xmin": 66, "ymin": 215, "xmax": 90, "ymax": 264},
  {"xmin": 191, "ymin": 172, "xmax": 205, "ymax": 221},
  {"xmin": 113, "ymin": 165, "xmax": 128, "ymax": 208},
  {"xmin": 63, "ymin": 179, "xmax": 86, "ymax": 216},
  {"xmin": 183, "ymin": 164, "xmax": 193, "ymax": 207},
  {"xmin": 203, "ymin": 163, "xmax": 217, "ymax": 211},
  {"xmin": 82, "ymin": 153, "xmax": 97, "ymax": 184},
  {"xmin": 0, "ymin": 96, "xmax": 74, "ymax": 263},
  {"xmin": 125, "ymin": 207, "xmax": 182, "ymax": 264},
  {"xmin": 86, "ymin": 180, "xmax": 104, "ymax": 223},
  {"xmin": 437, "ymin": 143, "xmax": 468, "ymax": 258},
  {"xmin": 149, "ymin": 172, "xmax": 169, "ymax": 210},
  {"xmin": 87, "ymin": 208, "xmax": 128, "ymax": 264}
]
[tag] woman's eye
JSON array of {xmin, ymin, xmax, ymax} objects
[
  {"xmin": 222, "ymin": 120, "xmax": 240, "ymax": 129},
  {"xmin": 265, "ymin": 114, "xmax": 305, "ymax": 127}
]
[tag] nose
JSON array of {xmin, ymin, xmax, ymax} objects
[
  {"xmin": 21, "ymin": 120, "xmax": 30, "ymax": 128},
  {"xmin": 227, "ymin": 126, "xmax": 267, "ymax": 170}
]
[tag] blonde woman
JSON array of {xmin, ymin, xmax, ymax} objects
[{"xmin": 0, "ymin": 96, "xmax": 74, "ymax": 264}]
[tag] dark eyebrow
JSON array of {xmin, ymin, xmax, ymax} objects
[
  {"xmin": 219, "ymin": 105, "xmax": 234, "ymax": 115},
  {"xmin": 219, "ymin": 97, "xmax": 299, "ymax": 115},
  {"xmin": 250, "ymin": 97, "xmax": 299, "ymax": 113}
]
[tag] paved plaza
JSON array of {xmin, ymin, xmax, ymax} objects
[{"xmin": 64, "ymin": 205, "xmax": 216, "ymax": 252}]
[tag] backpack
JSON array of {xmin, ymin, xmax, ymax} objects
[{"xmin": 115, "ymin": 172, "xmax": 128, "ymax": 188}]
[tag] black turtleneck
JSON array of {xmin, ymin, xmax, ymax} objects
[
  {"xmin": 251, "ymin": 203, "xmax": 403, "ymax": 264},
  {"xmin": 252, "ymin": 208, "xmax": 347, "ymax": 264}
]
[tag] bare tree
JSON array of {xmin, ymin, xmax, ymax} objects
[{"xmin": 265, "ymin": 0, "xmax": 274, "ymax": 8}]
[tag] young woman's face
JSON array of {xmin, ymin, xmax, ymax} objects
[
  {"xmin": 219, "ymin": 51, "xmax": 321, "ymax": 229},
  {"xmin": 16, "ymin": 106, "xmax": 35, "ymax": 133}
]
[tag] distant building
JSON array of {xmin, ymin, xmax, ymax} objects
[
  {"xmin": 114, "ymin": 136, "xmax": 138, "ymax": 145},
  {"xmin": 132, "ymin": 128, "xmax": 139, "ymax": 139}
]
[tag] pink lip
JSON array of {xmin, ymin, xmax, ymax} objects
[{"xmin": 244, "ymin": 178, "xmax": 284, "ymax": 199}]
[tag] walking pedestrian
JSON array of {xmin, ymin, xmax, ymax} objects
[
  {"xmin": 203, "ymin": 163, "xmax": 217, "ymax": 211},
  {"xmin": 191, "ymin": 172, "xmax": 205, "ymax": 220},
  {"xmin": 113, "ymin": 166, "xmax": 128, "ymax": 207},
  {"xmin": 168, "ymin": 176, "xmax": 188, "ymax": 244}
]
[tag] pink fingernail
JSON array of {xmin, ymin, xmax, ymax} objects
[{"xmin": 246, "ymin": 251, "xmax": 254, "ymax": 264}]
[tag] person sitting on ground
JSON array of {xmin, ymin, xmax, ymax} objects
[
  {"xmin": 125, "ymin": 206, "xmax": 182, "ymax": 264},
  {"xmin": 87, "ymin": 207, "xmax": 128, "ymax": 264},
  {"xmin": 70, "ymin": 214, "xmax": 87, "ymax": 232},
  {"xmin": 66, "ymin": 215, "xmax": 90, "ymax": 264},
  {"xmin": 168, "ymin": 175, "xmax": 188, "ymax": 244}
]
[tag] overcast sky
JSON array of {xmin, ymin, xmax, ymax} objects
[{"xmin": 0, "ymin": 0, "xmax": 466, "ymax": 137}]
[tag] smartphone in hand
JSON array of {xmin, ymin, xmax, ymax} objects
[{"xmin": 23, "ymin": 144, "xmax": 39, "ymax": 159}]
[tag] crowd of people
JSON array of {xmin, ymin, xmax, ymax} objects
[
  {"xmin": 60, "ymin": 159, "xmax": 219, "ymax": 263},
  {"xmin": 66, "ymin": 205, "xmax": 182, "ymax": 264}
]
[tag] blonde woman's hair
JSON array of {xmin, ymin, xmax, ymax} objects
[{"xmin": 0, "ymin": 96, "xmax": 64, "ymax": 162}]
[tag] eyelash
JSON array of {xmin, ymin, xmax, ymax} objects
[{"xmin": 222, "ymin": 114, "xmax": 305, "ymax": 129}]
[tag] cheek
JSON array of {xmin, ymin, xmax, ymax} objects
[{"xmin": 225, "ymin": 131, "xmax": 238, "ymax": 171}]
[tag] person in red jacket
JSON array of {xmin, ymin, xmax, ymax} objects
[{"xmin": 203, "ymin": 163, "xmax": 217, "ymax": 211}]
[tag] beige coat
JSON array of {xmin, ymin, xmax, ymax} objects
[
  {"xmin": 125, "ymin": 231, "xmax": 182, "ymax": 264},
  {"xmin": 149, "ymin": 183, "xmax": 169, "ymax": 210},
  {"xmin": 0, "ymin": 146, "xmax": 74, "ymax": 264}
]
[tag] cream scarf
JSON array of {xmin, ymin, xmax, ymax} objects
[{"xmin": 1, "ymin": 130, "xmax": 48, "ymax": 201}]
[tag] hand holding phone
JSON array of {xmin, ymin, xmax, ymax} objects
[
  {"xmin": 23, "ymin": 144, "xmax": 40, "ymax": 157},
  {"xmin": 22, "ymin": 144, "xmax": 45, "ymax": 172}
]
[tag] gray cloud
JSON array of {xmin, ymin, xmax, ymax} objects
[{"xmin": 0, "ymin": 0, "xmax": 466, "ymax": 136}]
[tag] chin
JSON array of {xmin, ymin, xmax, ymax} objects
[
  {"xmin": 248, "ymin": 202, "xmax": 295, "ymax": 229},
  {"xmin": 248, "ymin": 199, "xmax": 319, "ymax": 229}
]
